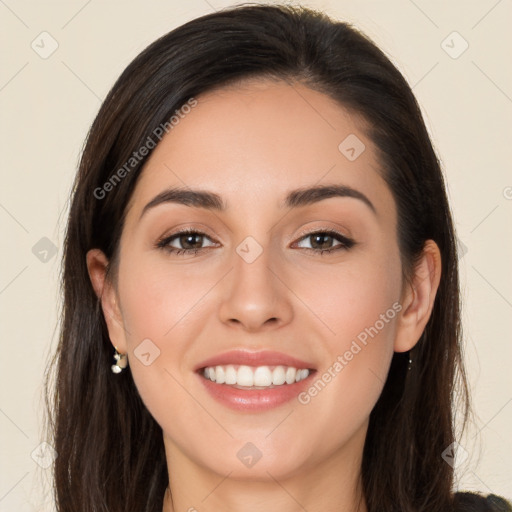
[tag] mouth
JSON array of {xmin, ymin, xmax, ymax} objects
[
  {"xmin": 194, "ymin": 351, "xmax": 318, "ymax": 411},
  {"xmin": 197, "ymin": 364, "xmax": 316, "ymax": 390}
]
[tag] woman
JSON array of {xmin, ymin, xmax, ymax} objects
[{"xmin": 44, "ymin": 4, "xmax": 511, "ymax": 511}]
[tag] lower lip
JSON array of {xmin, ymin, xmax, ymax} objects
[{"xmin": 196, "ymin": 370, "xmax": 316, "ymax": 412}]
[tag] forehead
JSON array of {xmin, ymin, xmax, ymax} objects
[{"xmin": 125, "ymin": 79, "xmax": 393, "ymax": 220}]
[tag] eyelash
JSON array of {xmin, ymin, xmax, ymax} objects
[{"xmin": 155, "ymin": 227, "xmax": 355, "ymax": 257}]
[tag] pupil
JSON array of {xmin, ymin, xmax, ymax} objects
[
  {"xmin": 181, "ymin": 234, "xmax": 202, "ymax": 249},
  {"xmin": 312, "ymin": 234, "xmax": 332, "ymax": 249}
]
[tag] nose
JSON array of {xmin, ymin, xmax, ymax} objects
[{"xmin": 217, "ymin": 244, "xmax": 294, "ymax": 332}]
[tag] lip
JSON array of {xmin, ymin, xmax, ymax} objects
[
  {"xmin": 196, "ymin": 368, "xmax": 317, "ymax": 412},
  {"xmin": 194, "ymin": 349, "xmax": 317, "ymax": 412},
  {"xmin": 194, "ymin": 349, "xmax": 316, "ymax": 372}
]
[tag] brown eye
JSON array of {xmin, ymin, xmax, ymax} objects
[
  {"xmin": 309, "ymin": 233, "xmax": 337, "ymax": 250},
  {"xmin": 156, "ymin": 229, "xmax": 217, "ymax": 256},
  {"xmin": 176, "ymin": 233, "xmax": 205, "ymax": 250},
  {"xmin": 295, "ymin": 230, "xmax": 355, "ymax": 253}
]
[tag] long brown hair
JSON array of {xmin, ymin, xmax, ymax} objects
[{"xmin": 45, "ymin": 4, "xmax": 471, "ymax": 511}]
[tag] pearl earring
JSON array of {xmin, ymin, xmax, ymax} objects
[{"xmin": 111, "ymin": 346, "xmax": 128, "ymax": 374}]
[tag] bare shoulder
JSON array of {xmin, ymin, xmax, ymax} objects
[{"xmin": 454, "ymin": 492, "xmax": 512, "ymax": 511}]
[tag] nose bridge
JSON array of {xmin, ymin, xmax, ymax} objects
[{"xmin": 217, "ymin": 234, "xmax": 293, "ymax": 330}]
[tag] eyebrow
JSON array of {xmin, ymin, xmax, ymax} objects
[{"xmin": 139, "ymin": 183, "xmax": 376, "ymax": 220}]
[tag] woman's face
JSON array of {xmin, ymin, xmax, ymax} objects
[{"xmin": 99, "ymin": 80, "xmax": 409, "ymax": 480}]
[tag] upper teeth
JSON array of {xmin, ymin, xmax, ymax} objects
[{"xmin": 203, "ymin": 365, "xmax": 310, "ymax": 387}]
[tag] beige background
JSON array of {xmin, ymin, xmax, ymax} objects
[{"xmin": 0, "ymin": 0, "xmax": 511, "ymax": 509}]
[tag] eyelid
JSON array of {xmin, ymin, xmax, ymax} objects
[
  {"xmin": 157, "ymin": 224, "xmax": 219, "ymax": 242},
  {"xmin": 155, "ymin": 227, "xmax": 218, "ymax": 248},
  {"xmin": 294, "ymin": 225, "xmax": 350, "ymax": 240}
]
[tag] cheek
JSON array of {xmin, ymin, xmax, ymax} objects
[
  {"xmin": 117, "ymin": 252, "xmax": 218, "ymax": 339},
  {"xmin": 287, "ymin": 249, "xmax": 402, "ymax": 434},
  {"xmin": 295, "ymin": 245, "xmax": 402, "ymax": 352},
  {"xmin": 114, "ymin": 253, "xmax": 217, "ymax": 416}
]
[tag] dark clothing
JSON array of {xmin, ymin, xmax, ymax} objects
[{"xmin": 454, "ymin": 492, "xmax": 512, "ymax": 511}]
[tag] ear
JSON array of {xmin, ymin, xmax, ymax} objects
[
  {"xmin": 394, "ymin": 240, "xmax": 442, "ymax": 353},
  {"xmin": 86, "ymin": 248, "xmax": 128, "ymax": 353}
]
